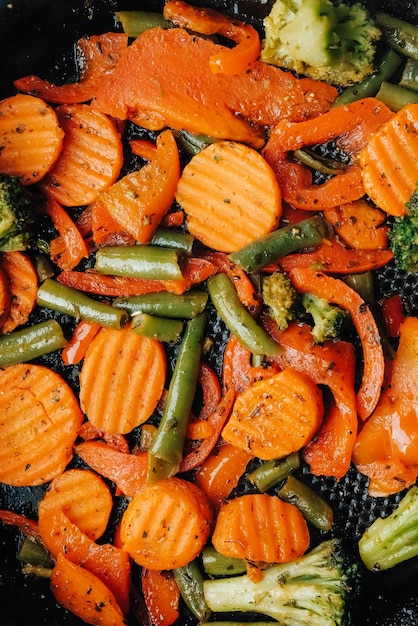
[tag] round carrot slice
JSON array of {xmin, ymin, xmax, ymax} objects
[
  {"xmin": 120, "ymin": 477, "xmax": 213, "ymax": 570},
  {"xmin": 0, "ymin": 94, "xmax": 64, "ymax": 185},
  {"xmin": 0, "ymin": 364, "xmax": 84, "ymax": 486},
  {"xmin": 175, "ymin": 140, "xmax": 281, "ymax": 253}
]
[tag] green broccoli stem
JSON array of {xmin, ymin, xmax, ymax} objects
[
  {"xmin": 247, "ymin": 452, "xmax": 300, "ymax": 492},
  {"xmin": 115, "ymin": 10, "xmax": 169, "ymax": 36},
  {"xmin": 0, "ymin": 319, "xmax": 67, "ymax": 367},
  {"xmin": 113, "ymin": 291, "xmax": 208, "ymax": 319},
  {"xmin": 376, "ymin": 81, "xmax": 418, "ymax": 111},
  {"xmin": 131, "ymin": 312, "xmax": 184, "ymax": 343},
  {"xmin": 376, "ymin": 12, "xmax": 418, "ymax": 61},
  {"xmin": 173, "ymin": 560, "xmax": 212, "ymax": 622},
  {"xmin": 94, "ymin": 245, "xmax": 184, "ymax": 280},
  {"xmin": 228, "ymin": 215, "xmax": 331, "ymax": 273},
  {"xmin": 277, "ymin": 475, "xmax": 334, "ymax": 531},
  {"xmin": 359, "ymin": 485, "xmax": 418, "ymax": 571}
]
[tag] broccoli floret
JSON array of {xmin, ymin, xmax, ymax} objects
[
  {"xmin": 261, "ymin": 0, "xmax": 382, "ymax": 86},
  {"xmin": 388, "ymin": 185, "xmax": 418, "ymax": 272},
  {"xmin": 203, "ymin": 539, "xmax": 354, "ymax": 625},
  {"xmin": 262, "ymin": 271, "xmax": 300, "ymax": 331},
  {"xmin": 359, "ymin": 486, "xmax": 418, "ymax": 571},
  {"xmin": 0, "ymin": 174, "xmax": 34, "ymax": 251},
  {"xmin": 302, "ymin": 292, "xmax": 347, "ymax": 343}
]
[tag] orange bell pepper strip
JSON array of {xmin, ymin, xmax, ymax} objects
[
  {"xmin": 78, "ymin": 421, "xmax": 130, "ymax": 454},
  {"xmin": 43, "ymin": 197, "xmax": 89, "ymax": 271},
  {"xmin": 222, "ymin": 333, "xmax": 280, "ymax": 395},
  {"xmin": 141, "ymin": 568, "xmax": 180, "ymax": 626},
  {"xmin": 61, "ymin": 320, "xmax": 101, "ymax": 365},
  {"xmin": 163, "ymin": 0, "xmax": 261, "ymax": 75},
  {"xmin": 0, "ymin": 510, "xmax": 43, "ymax": 544},
  {"xmin": 287, "ymin": 268, "xmax": 384, "ymax": 420}
]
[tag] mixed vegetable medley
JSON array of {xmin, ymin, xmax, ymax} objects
[{"xmin": 2, "ymin": 0, "xmax": 418, "ymax": 624}]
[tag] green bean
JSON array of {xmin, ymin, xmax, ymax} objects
[
  {"xmin": 37, "ymin": 279, "xmax": 128, "ymax": 329},
  {"xmin": 113, "ymin": 291, "xmax": 208, "ymax": 319},
  {"xmin": 115, "ymin": 10, "xmax": 169, "ymax": 37},
  {"xmin": 173, "ymin": 560, "xmax": 212, "ymax": 622},
  {"xmin": 33, "ymin": 253, "xmax": 55, "ymax": 283},
  {"xmin": 202, "ymin": 546, "xmax": 247, "ymax": 577},
  {"xmin": 333, "ymin": 48, "xmax": 402, "ymax": 106},
  {"xmin": 17, "ymin": 537, "xmax": 54, "ymax": 569},
  {"xmin": 207, "ymin": 273, "xmax": 281, "ymax": 356},
  {"xmin": 376, "ymin": 12, "xmax": 418, "ymax": 61},
  {"xmin": 150, "ymin": 228, "xmax": 194, "ymax": 255},
  {"xmin": 131, "ymin": 312, "xmax": 183, "ymax": 343},
  {"xmin": 293, "ymin": 148, "xmax": 347, "ymax": 175},
  {"xmin": 399, "ymin": 57, "xmax": 418, "ymax": 92},
  {"xmin": 376, "ymin": 81, "xmax": 418, "ymax": 111},
  {"xmin": 247, "ymin": 452, "xmax": 300, "ymax": 492},
  {"xmin": 0, "ymin": 319, "xmax": 67, "ymax": 367},
  {"xmin": 228, "ymin": 215, "xmax": 331, "ymax": 273},
  {"xmin": 94, "ymin": 245, "xmax": 183, "ymax": 280},
  {"xmin": 277, "ymin": 475, "xmax": 333, "ymax": 531},
  {"xmin": 174, "ymin": 130, "xmax": 219, "ymax": 155},
  {"xmin": 148, "ymin": 312, "xmax": 207, "ymax": 480}
]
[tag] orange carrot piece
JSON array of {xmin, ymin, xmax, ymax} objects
[
  {"xmin": 89, "ymin": 199, "xmax": 135, "ymax": 246},
  {"xmin": 0, "ymin": 251, "xmax": 38, "ymax": 333},
  {"xmin": 51, "ymin": 553, "xmax": 126, "ymax": 626},
  {"xmin": 176, "ymin": 140, "xmax": 281, "ymax": 253},
  {"xmin": 120, "ymin": 477, "xmax": 213, "ymax": 570},
  {"xmin": 129, "ymin": 138, "xmax": 158, "ymax": 161},
  {"xmin": 75, "ymin": 441, "xmax": 148, "ymax": 498},
  {"xmin": 98, "ymin": 129, "xmax": 180, "ymax": 243},
  {"xmin": 57, "ymin": 270, "xmax": 169, "ymax": 297},
  {"xmin": 288, "ymin": 268, "xmax": 384, "ymax": 420},
  {"xmin": 0, "ymin": 364, "xmax": 83, "ymax": 486},
  {"xmin": 212, "ymin": 493, "xmax": 310, "ymax": 566},
  {"xmin": 14, "ymin": 33, "xmax": 128, "ymax": 105},
  {"xmin": 222, "ymin": 334, "xmax": 280, "ymax": 395},
  {"xmin": 194, "ymin": 442, "xmax": 253, "ymax": 511},
  {"xmin": 79, "ymin": 325, "xmax": 166, "ymax": 435},
  {"xmin": 44, "ymin": 197, "xmax": 89, "ymax": 270},
  {"xmin": 323, "ymin": 199, "xmax": 389, "ymax": 251},
  {"xmin": 163, "ymin": 0, "xmax": 261, "ymax": 75},
  {"xmin": 222, "ymin": 368, "xmax": 324, "ymax": 460},
  {"xmin": 161, "ymin": 256, "xmax": 217, "ymax": 295},
  {"xmin": 161, "ymin": 210, "xmax": 184, "ymax": 228},
  {"xmin": 141, "ymin": 568, "xmax": 180, "ymax": 626},
  {"xmin": 359, "ymin": 103, "xmax": 418, "ymax": 216},
  {"xmin": 0, "ymin": 265, "xmax": 11, "ymax": 327},
  {"xmin": 0, "ymin": 510, "xmax": 42, "ymax": 544},
  {"xmin": 39, "ymin": 103, "xmax": 123, "ymax": 207},
  {"xmin": 61, "ymin": 320, "xmax": 101, "ymax": 365},
  {"xmin": 0, "ymin": 94, "xmax": 64, "ymax": 185}
]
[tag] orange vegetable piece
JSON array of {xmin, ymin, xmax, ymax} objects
[
  {"xmin": 61, "ymin": 319, "xmax": 101, "ymax": 365},
  {"xmin": 39, "ymin": 103, "xmax": 123, "ymax": 207},
  {"xmin": 97, "ymin": 129, "xmax": 180, "ymax": 243},
  {"xmin": 323, "ymin": 199, "xmax": 389, "ymax": 251},
  {"xmin": 0, "ymin": 509, "xmax": 42, "ymax": 544},
  {"xmin": 120, "ymin": 477, "xmax": 213, "ymax": 570},
  {"xmin": 222, "ymin": 333, "xmax": 280, "ymax": 395},
  {"xmin": 79, "ymin": 325, "xmax": 166, "ymax": 435},
  {"xmin": 44, "ymin": 197, "xmax": 89, "ymax": 270},
  {"xmin": 0, "ymin": 251, "xmax": 38, "ymax": 334},
  {"xmin": 222, "ymin": 368, "xmax": 324, "ymax": 460},
  {"xmin": 51, "ymin": 553, "xmax": 126, "ymax": 626},
  {"xmin": 359, "ymin": 103, "xmax": 418, "ymax": 216},
  {"xmin": 176, "ymin": 140, "xmax": 281, "ymax": 253},
  {"xmin": 0, "ymin": 265, "xmax": 11, "ymax": 327},
  {"xmin": 141, "ymin": 568, "xmax": 180, "ymax": 626},
  {"xmin": 0, "ymin": 364, "xmax": 83, "ymax": 486},
  {"xmin": 0, "ymin": 94, "xmax": 64, "ymax": 185}
]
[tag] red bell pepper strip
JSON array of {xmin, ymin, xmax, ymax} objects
[
  {"xmin": 62, "ymin": 320, "xmax": 101, "ymax": 365},
  {"xmin": 44, "ymin": 198, "xmax": 89, "ymax": 271}
]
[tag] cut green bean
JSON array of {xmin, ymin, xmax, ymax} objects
[
  {"xmin": 33, "ymin": 253, "xmax": 55, "ymax": 283},
  {"xmin": 174, "ymin": 130, "xmax": 219, "ymax": 155},
  {"xmin": 148, "ymin": 312, "xmax": 207, "ymax": 480},
  {"xmin": 115, "ymin": 10, "xmax": 169, "ymax": 36},
  {"xmin": 333, "ymin": 48, "xmax": 402, "ymax": 106},
  {"xmin": 113, "ymin": 291, "xmax": 208, "ymax": 319},
  {"xmin": 293, "ymin": 148, "xmax": 347, "ymax": 175},
  {"xmin": 94, "ymin": 245, "xmax": 183, "ymax": 280},
  {"xmin": 277, "ymin": 475, "xmax": 333, "ymax": 531},
  {"xmin": 173, "ymin": 560, "xmax": 212, "ymax": 622},
  {"xmin": 131, "ymin": 312, "xmax": 183, "ymax": 343},
  {"xmin": 18, "ymin": 537, "xmax": 54, "ymax": 569},
  {"xmin": 376, "ymin": 12, "xmax": 418, "ymax": 61},
  {"xmin": 228, "ymin": 215, "xmax": 331, "ymax": 273},
  {"xmin": 150, "ymin": 228, "xmax": 194, "ymax": 255},
  {"xmin": 37, "ymin": 278, "xmax": 128, "ymax": 329},
  {"xmin": 247, "ymin": 452, "xmax": 300, "ymax": 492},
  {"xmin": 0, "ymin": 319, "xmax": 67, "ymax": 367},
  {"xmin": 399, "ymin": 57, "xmax": 418, "ymax": 92},
  {"xmin": 376, "ymin": 81, "xmax": 418, "ymax": 111},
  {"xmin": 202, "ymin": 546, "xmax": 247, "ymax": 577},
  {"xmin": 207, "ymin": 273, "xmax": 281, "ymax": 356}
]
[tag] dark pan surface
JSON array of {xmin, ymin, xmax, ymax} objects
[{"xmin": 1, "ymin": 1, "xmax": 418, "ymax": 624}]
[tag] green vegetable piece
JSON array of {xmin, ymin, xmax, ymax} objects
[
  {"xmin": 302, "ymin": 292, "xmax": 347, "ymax": 344},
  {"xmin": 173, "ymin": 560, "xmax": 212, "ymax": 622},
  {"xmin": 94, "ymin": 245, "xmax": 183, "ymax": 280},
  {"xmin": 202, "ymin": 546, "xmax": 247, "ymax": 577},
  {"xmin": 388, "ymin": 184, "xmax": 418, "ymax": 271},
  {"xmin": 0, "ymin": 319, "xmax": 67, "ymax": 367},
  {"xmin": 18, "ymin": 537, "xmax": 54, "ymax": 569},
  {"xmin": 376, "ymin": 12, "xmax": 418, "ymax": 60},
  {"xmin": 207, "ymin": 273, "xmax": 281, "ymax": 356},
  {"xmin": 262, "ymin": 271, "xmax": 299, "ymax": 332},
  {"xmin": 115, "ymin": 10, "xmax": 169, "ymax": 36},
  {"xmin": 247, "ymin": 452, "xmax": 300, "ymax": 492},
  {"xmin": 37, "ymin": 278, "xmax": 128, "ymax": 329},
  {"xmin": 131, "ymin": 312, "xmax": 183, "ymax": 343},
  {"xmin": 0, "ymin": 174, "xmax": 34, "ymax": 251},
  {"xmin": 376, "ymin": 81, "xmax": 418, "ymax": 111},
  {"xmin": 399, "ymin": 57, "xmax": 418, "ymax": 92},
  {"xmin": 277, "ymin": 475, "xmax": 334, "ymax": 531},
  {"xmin": 359, "ymin": 485, "xmax": 418, "ymax": 571},
  {"xmin": 174, "ymin": 130, "xmax": 219, "ymax": 156},
  {"xmin": 148, "ymin": 312, "xmax": 207, "ymax": 479},
  {"xmin": 228, "ymin": 215, "xmax": 331, "ymax": 273},
  {"xmin": 150, "ymin": 228, "xmax": 194, "ymax": 255},
  {"xmin": 113, "ymin": 291, "xmax": 208, "ymax": 319}
]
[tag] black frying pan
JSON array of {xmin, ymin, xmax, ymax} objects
[{"xmin": 1, "ymin": 1, "xmax": 418, "ymax": 624}]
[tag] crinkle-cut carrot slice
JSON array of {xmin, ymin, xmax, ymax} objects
[
  {"xmin": 79, "ymin": 325, "xmax": 166, "ymax": 435},
  {"xmin": 0, "ymin": 251, "xmax": 38, "ymax": 334},
  {"xmin": 0, "ymin": 364, "xmax": 83, "ymax": 486},
  {"xmin": 39, "ymin": 103, "xmax": 123, "ymax": 207},
  {"xmin": 359, "ymin": 103, "xmax": 418, "ymax": 217},
  {"xmin": 0, "ymin": 94, "xmax": 64, "ymax": 185},
  {"xmin": 175, "ymin": 140, "xmax": 281, "ymax": 253}
]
